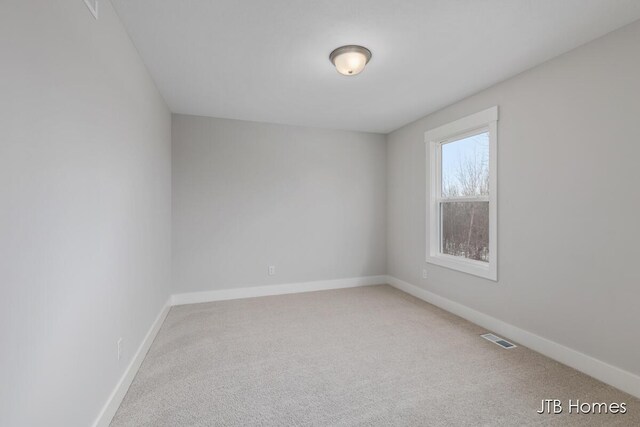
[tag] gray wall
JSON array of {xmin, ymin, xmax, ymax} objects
[
  {"xmin": 0, "ymin": 1, "xmax": 172, "ymax": 426},
  {"xmin": 3, "ymin": 2, "xmax": 638, "ymax": 424},
  {"xmin": 387, "ymin": 21, "xmax": 640, "ymax": 376},
  {"xmin": 172, "ymin": 115, "xmax": 386, "ymax": 293}
]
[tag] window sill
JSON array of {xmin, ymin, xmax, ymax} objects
[{"xmin": 426, "ymin": 254, "xmax": 497, "ymax": 281}]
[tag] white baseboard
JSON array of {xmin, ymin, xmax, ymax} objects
[
  {"xmin": 92, "ymin": 297, "xmax": 172, "ymax": 427},
  {"xmin": 386, "ymin": 275, "xmax": 640, "ymax": 399},
  {"xmin": 171, "ymin": 275, "xmax": 388, "ymax": 306},
  {"xmin": 92, "ymin": 274, "xmax": 639, "ymax": 427},
  {"xmin": 92, "ymin": 276, "xmax": 385, "ymax": 426}
]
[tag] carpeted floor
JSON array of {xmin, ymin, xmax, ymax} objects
[{"xmin": 111, "ymin": 285, "xmax": 639, "ymax": 426}]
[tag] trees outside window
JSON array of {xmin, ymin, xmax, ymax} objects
[
  {"xmin": 426, "ymin": 107, "xmax": 497, "ymax": 281},
  {"xmin": 441, "ymin": 132, "xmax": 489, "ymax": 262}
]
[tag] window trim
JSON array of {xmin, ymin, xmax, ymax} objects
[{"xmin": 425, "ymin": 106, "xmax": 498, "ymax": 281}]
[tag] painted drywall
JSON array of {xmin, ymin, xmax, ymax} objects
[
  {"xmin": 172, "ymin": 115, "xmax": 386, "ymax": 293},
  {"xmin": 0, "ymin": 1, "xmax": 171, "ymax": 426},
  {"xmin": 387, "ymin": 20, "xmax": 640, "ymax": 377}
]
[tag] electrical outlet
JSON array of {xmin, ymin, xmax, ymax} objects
[
  {"xmin": 422, "ymin": 269, "xmax": 428, "ymax": 279},
  {"xmin": 117, "ymin": 338, "xmax": 123, "ymax": 361},
  {"xmin": 268, "ymin": 265, "xmax": 276, "ymax": 276}
]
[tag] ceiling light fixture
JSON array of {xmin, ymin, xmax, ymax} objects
[{"xmin": 329, "ymin": 45, "xmax": 372, "ymax": 76}]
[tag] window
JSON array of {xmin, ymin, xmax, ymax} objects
[{"xmin": 425, "ymin": 107, "xmax": 498, "ymax": 280}]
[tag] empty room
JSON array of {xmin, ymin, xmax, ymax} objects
[{"xmin": 3, "ymin": 1, "xmax": 640, "ymax": 426}]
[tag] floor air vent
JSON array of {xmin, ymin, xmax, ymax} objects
[{"xmin": 481, "ymin": 333, "xmax": 517, "ymax": 349}]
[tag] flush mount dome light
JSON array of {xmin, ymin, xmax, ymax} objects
[{"xmin": 329, "ymin": 45, "xmax": 372, "ymax": 76}]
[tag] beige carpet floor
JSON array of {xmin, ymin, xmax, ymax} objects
[{"xmin": 111, "ymin": 285, "xmax": 639, "ymax": 426}]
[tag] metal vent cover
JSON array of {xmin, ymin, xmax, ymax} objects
[{"xmin": 481, "ymin": 333, "xmax": 517, "ymax": 349}]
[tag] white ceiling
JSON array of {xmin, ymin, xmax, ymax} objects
[{"xmin": 111, "ymin": 1, "xmax": 640, "ymax": 133}]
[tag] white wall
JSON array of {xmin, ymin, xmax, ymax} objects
[
  {"xmin": 172, "ymin": 115, "xmax": 386, "ymax": 293},
  {"xmin": 387, "ymin": 21, "xmax": 640, "ymax": 377},
  {"xmin": 0, "ymin": 1, "xmax": 172, "ymax": 426}
]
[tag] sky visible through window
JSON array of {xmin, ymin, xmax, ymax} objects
[
  {"xmin": 440, "ymin": 131, "xmax": 490, "ymax": 262},
  {"xmin": 442, "ymin": 131, "xmax": 489, "ymax": 197}
]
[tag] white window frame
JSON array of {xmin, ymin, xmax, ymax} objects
[{"xmin": 425, "ymin": 106, "xmax": 498, "ymax": 281}]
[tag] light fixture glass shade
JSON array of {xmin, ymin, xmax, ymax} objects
[{"xmin": 330, "ymin": 45, "xmax": 372, "ymax": 76}]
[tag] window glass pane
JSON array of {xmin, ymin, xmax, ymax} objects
[
  {"xmin": 441, "ymin": 201, "xmax": 489, "ymax": 262},
  {"xmin": 441, "ymin": 131, "xmax": 489, "ymax": 197}
]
